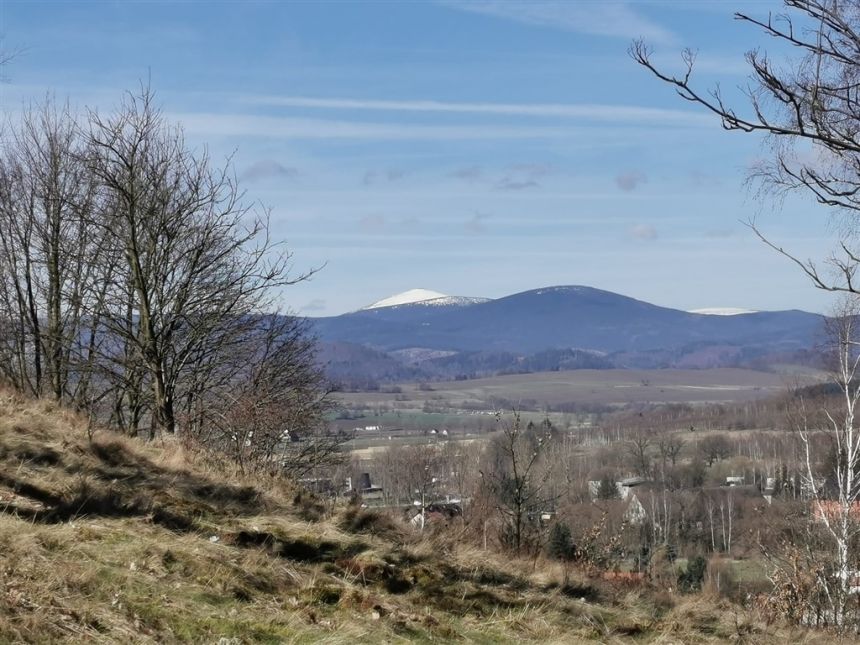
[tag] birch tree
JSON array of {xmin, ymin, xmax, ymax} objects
[
  {"xmin": 635, "ymin": 3, "xmax": 860, "ymax": 626},
  {"xmin": 792, "ymin": 304, "xmax": 860, "ymax": 627}
]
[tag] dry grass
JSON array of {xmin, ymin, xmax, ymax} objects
[{"xmin": 0, "ymin": 388, "xmax": 838, "ymax": 643}]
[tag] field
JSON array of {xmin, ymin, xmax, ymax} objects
[
  {"xmin": 337, "ymin": 368, "xmax": 812, "ymax": 408},
  {"xmin": 332, "ymin": 368, "xmax": 820, "ymax": 445}
]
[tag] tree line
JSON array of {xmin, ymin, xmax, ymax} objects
[{"xmin": 0, "ymin": 88, "xmax": 340, "ymax": 475}]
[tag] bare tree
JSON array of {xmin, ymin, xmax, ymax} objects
[
  {"xmin": 0, "ymin": 85, "xmax": 338, "ymax": 478},
  {"xmin": 481, "ymin": 412, "xmax": 557, "ymax": 554},
  {"xmin": 699, "ymin": 433, "xmax": 732, "ymax": 467},
  {"xmin": 633, "ymin": 0, "xmax": 860, "ymax": 295},
  {"xmin": 658, "ymin": 433, "xmax": 684, "ymax": 468},
  {"xmin": 0, "ymin": 99, "xmax": 107, "ymax": 402},
  {"xmin": 634, "ymin": 4, "xmax": 860, "ymax": 603},
  {"xmin": 190, "ymin": 315, "xmax": 342, "ymax": 477},
  {"xmin": 627, "ymin": 430, "xmax": 652, "ymax": 477},
  {"xmin": 85, "ymin": 87, "xmax": 315, "ymax": 437}
]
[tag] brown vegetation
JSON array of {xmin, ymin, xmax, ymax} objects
[{"xmin": 0, "ymin": 387, "xmax": 830, "ymax": 643}]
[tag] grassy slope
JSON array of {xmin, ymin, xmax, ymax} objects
[{"xmin": 0, "ymin": 390, "xmax": 824, "ymax": 643}]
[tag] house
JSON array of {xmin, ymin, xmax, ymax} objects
[
  {"xmin": 355, "ymin": 472, "xmax": 384, "ymax": 506},
  {"xmin": 617, "ymin": 476, "xmax": 648, "ymax": 500},
  {"xmin": 763, "ymin": 477, "xmax": 776, "ymax": 504},
  {"xmin": 625, "ymin": 494, "xmax": 647, "ymax": 525},
  {"xmin": 587, "ymin": 476, "xmax": 648, "ymax": 501}
]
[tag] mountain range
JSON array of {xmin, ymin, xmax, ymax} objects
[{"xmin": 308, "ymin": 286, "xmax": 826, "ymax": 386}]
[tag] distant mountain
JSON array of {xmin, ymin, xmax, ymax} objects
[
  {"xmin": 310, "ymin": 285, "xmax": 826, "ymax": 384},
  {"xmin": 313, "ymin": 285, "xmax": 823, "ymax": 353}
]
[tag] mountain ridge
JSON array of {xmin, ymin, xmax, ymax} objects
[{"xmin": 309, "ymin": 285, "xmax": 825, "ymax": 385}]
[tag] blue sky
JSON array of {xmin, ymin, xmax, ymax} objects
[{"xmin": 0, "ymin": 0, "xmax": 840, "ymax": 315}]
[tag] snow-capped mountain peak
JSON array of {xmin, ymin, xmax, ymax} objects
[
  {"xmin": 688, "ymin": 307, "xmax": 757, "ymax": 316},
  {"xmin": 362, "ymin": 289, "xmax": 488, "ymax": 310},
  {"xmin": 363, "ymin": 289, "xmax": 449, "ymax": 310}
]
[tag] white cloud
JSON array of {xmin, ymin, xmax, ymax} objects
[
  {"xmin": 239, "ymin": 96, "xmax": 710, "ymax": 127},
  {"xmin": 173, "ymin": 112, "xmax": 706, "ymax": 143},
  {"xmin": 439, "ymin": 0, "xmax": 676, "ymax": 44},
  {"xmin": 174, "ymin": 112, "xmax": 589, "ymax": 140}
]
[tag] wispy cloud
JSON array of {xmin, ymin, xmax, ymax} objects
[
  {"xmin": 449, "ymin": 165, "xmax": 484, "ymax": 182},
  {"xmin": 301, "ymin": 298, "xmax": 327, "ymax": 313},
  {"xmin": 175, "ymin": 112, "xmax": 625, "ymax": 141},
  {"xmin": 356, "ymin": 214, "xmax": 423, "ymax": 234},
  {"xmin": 465, "ymin": 212, "xmax": 491, "ymax": 234},
  {"xmin": 439, "ymin": 0, "xmax": 676, "ymax": 44},
  {"xmin": 688, "ymin": 170, "xmax": 722, "ymax": 188},
  {"xmin": 648, "ymin": 51, "xmax": 750, "ymax": 76},
  {"xmin": 239, "ymin": 96, "xmax": 709, "ymax": 126},
  {"xmin": 496, "ymin": 164, "xmax": 551, "ymax": 191},
  {"xmin": 444, "ymin": 163, "xmax": 552, "ymax": 190},
  {"xmin": 629, "ymin": 224, "xmax": 658, "ymax": 241},
  {"xmin": 363, "ymin": 168, "xmax": 406, "ymax": 186},
  {"xmin": 357, "ymin": 214, "xmax": 387, "ymax": 233},
  {"xmin": 703, "ymin": 228, "xmax": 736, "ymax": 239},
  {"xmin": 616, "ymin": 170, "xmax": 647, "ymax": 192},
  {"xmin": 240, "ymin": 159, "xmax": 298, "ymax": 182},
  {"xmin": 496, "ymin": 178, "xmax": 539, "ymax": 191}
]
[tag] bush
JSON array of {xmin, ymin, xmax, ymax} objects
[
  {"xmin": 597, "ymin": 476, "xmax": 619, "ymax": 500},
  {"xmin": 547, "ymin": 522, "xmax": 575, "ymax": 561},
  {"xmin": 678, "ymin": 555, "xmax": 707, "ymax": 593},
  {"xmin": 340, "ymin": 506, "xmax": 402, "ymax": 539}
]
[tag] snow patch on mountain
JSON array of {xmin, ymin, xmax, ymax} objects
[
  {"xmin": 364, "ymin": 289, "xmax": 448, "ymax": 309},
  {"xmin": 362, "ymin": 289, "xmax": 490, "ymax": 310},
  {"xmin": 689, "ymin": 307, "xmax": 758, "ymax": 316},
  {"xmin": 533, "ymin": 286, "xmax": 589, "ymax": 295}
]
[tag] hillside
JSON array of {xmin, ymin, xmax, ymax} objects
[{"xmin": 0, "ymin": 390, "xmax": 821, "ymax": 643}]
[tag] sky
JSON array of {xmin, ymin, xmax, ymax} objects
[{"xmin": 0, "ymin": 0, "xmax": 844, "ymax": 316}]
